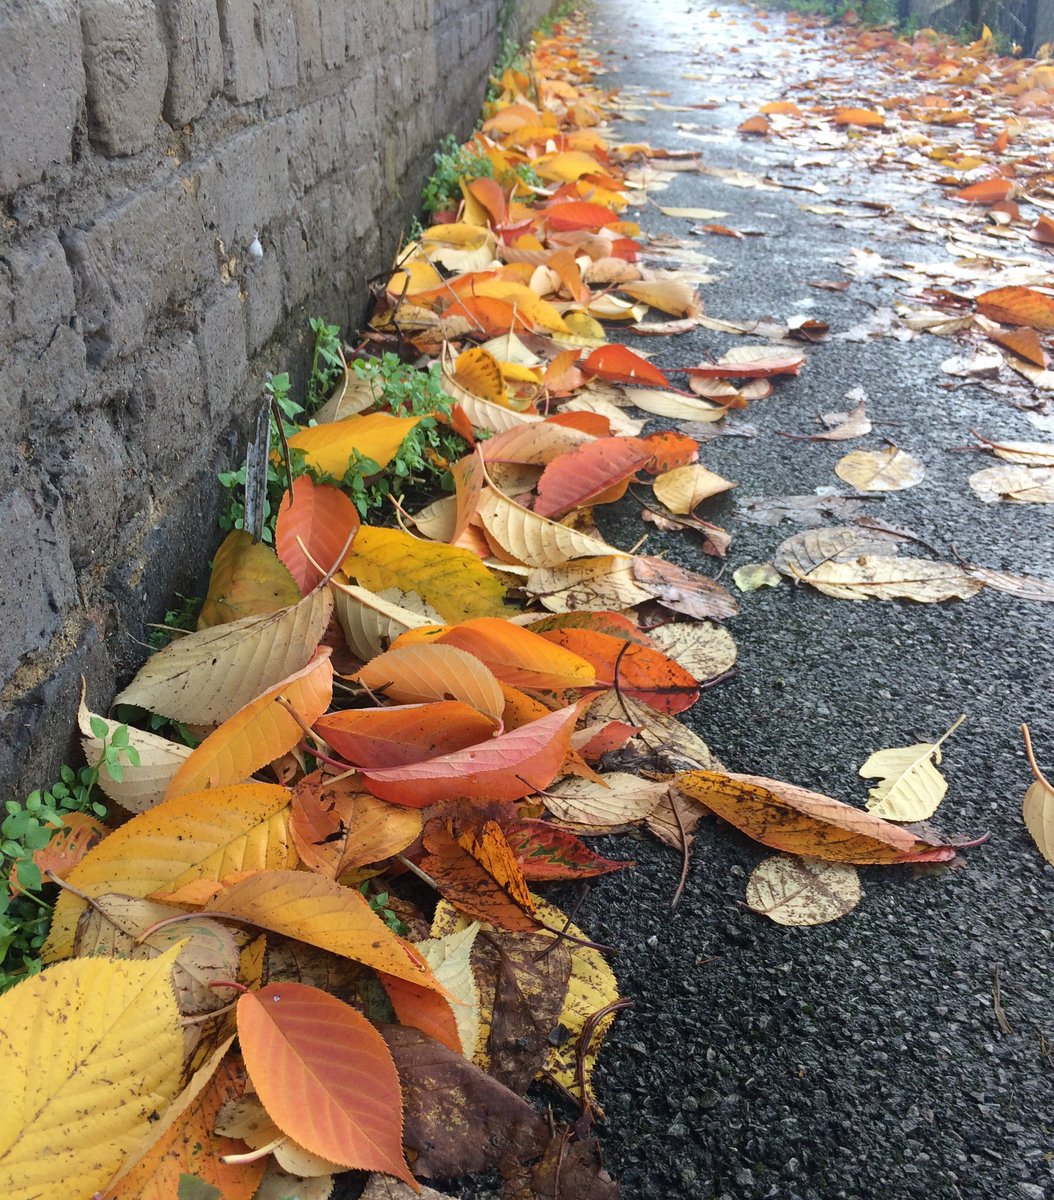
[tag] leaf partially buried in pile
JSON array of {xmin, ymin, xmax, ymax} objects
[
  {"xmin": 505, "ymin": 820, "xmax": 632, "ymax": 879},
  {"xmin": 745, "ymin": 856, "xmax": 861, "ymax": 926},
  {"xmin": 353, "ymin": 643, "xmax": 505, "ymax": 723},
  {"xmin": 1022, "ymin": 725, "xmax": 1054, "ymax": 867},
  {"xmin": 686, "ymin": 345, "xmax": 804, "ymax": 379},
  {"xmin": 675, "ymin": 771, "xmax": 959, "ymax": 863},
  {"xmin": 478, "ymin": 487, "xmax": 626, "ymax": 567},
  {"xmin": 426, "ymin": 618, "xmax": 597, "ymax": 690},
  {"xmin": 237, "ymin": 983, "xmax": 414, "ymax": 1184},
  {"xmin": 359, "ymin": 704, "xmax": 580, "ymax": 807},
  {"xmin": 834, "ymin": 446, "xmax": 924, "ymax": 492},
  {"xmin": 44, "ymin": 783, "xmax": 295, "ymax": 963},
  {"xmin": 0, "ymin": 948, "xmax": 184, "ymax": 1200},
  {"xmin": 533, "ymin": 436, "xmax": 650, "ymax": 518},
  {"xmin": 540, "ymin": 772, "xmax": 669, "ymax": 829},
  {"xmin": 212, "ymin": 1090, "xmax": 343, "ymax": 1181},
  {"xmin": 859, "ymin": 715, "xmax": 964, "ymax": 822},
  {"xmin": 315, "ymin": 701, "xmax": 499, "ymax": 769},
  {"xmin": 79, "ymin": 700, "xmax": 192, "ymax": 813},
  {"xmin": 420, "ymin": 821, "xmax": 541, "ymax": 932},
  {"xmin": 647, "ymin": 620, "xmax": 738, "ymax": 683},
  {"xmin": 773, "ymin": 526, "xmax": 981, "ymax": 602},
  {"xmin": 414, "ymin": 921, "xmax": 482, "ymax": 1062},
  {"xmin": 382, "ymin": 1025, "xmax": 549, "ymax": 1180},
  {"xmin": 275, "ymin": 475, "xmax": 361, "ymax": 592},
  {"xmin": 343, "ymin": 526, "xmax": 508, "ymax": 621},
  {"xmin": 114, "ymin": 591, "xmax": 333, "ymax": 724},
  {"xmin": 197, "ymin": 531, "xmax": 302, "ymax": 629},
  {"xmin": 527, "ymin": 556, "xmax": 656, "ymax": 612},
  {"xmin": 631, "ymin": 554, "xmax": 740, "ymax": 619},
  {"xmin": 330, "ymin": 580, "xmax": 441, "ymax": 662}
]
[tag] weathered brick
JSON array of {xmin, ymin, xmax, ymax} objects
[
  {"xmin": 80, "ymin": 0, "xmax": 168, "ymax": 156},
  {"xmin": 286, "ymin": 97, "xmax": 345, "ymax": 198},
  {"xmin": 157, "ymin": 0, "xmax": 223, "ymax": 127},
  {"xmin": 261, "ymin": 0, "xmax": 298, "ymax": 90},
  {"xmin": 62, "ymin": 177, "xmax": 213, "ymax": 364},
  {"xmin": 0, "ymin": 0, "xmax": 84, "ymax": 194},
  {"xmin": 216, "ymin": 0, "xmax": 268, "ymax": 103},
  {"xmin": 291, "ymin": 0, "xmax": 324, "ymax": 82},
  {"xmin": 196, "ymin": 119, "xmax": 291, "ymax": 249},
  {"xmin": 196, "ymin": 284, "xmax": 249, "ymax": 421},
  {"xmin": 244, "ymin": 250, "xmax": 284, "ymax": 356}
]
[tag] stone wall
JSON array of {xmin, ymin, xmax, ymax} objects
[{"xmin": 0, "ymin": 0, "xmax": 552, "ymax": 802}]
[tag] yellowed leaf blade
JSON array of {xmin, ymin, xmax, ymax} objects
[
  {"xmin": 624, "ymin": 387, "xmax": 726, "ymax": 422},
  {"xmin": 416, "ymin": 922, "xmax": 482, "ymax": 1062},
  {"xmin": 652, "ymin": 464, "xmax": 735, "ymax": 514},
  {"xmin": 478, "ymin": 487, "xmax": 626, "ymax": 568},
  {"xmin": 353, "ymin": 643, "xmax": 505, "ymax": 724},
  {"xmin": 44, "ymin": 784, "xmax": 294, "ymax": 963},
  {"xmin": 0, "ymin": 947, "xmax": 184, "ymax": 1200},
  {"xmin": 78, "ymin": 698, "xmax": 192, "ymax": 813},
  {"xmin": 860, "ymin": 716, "xmax": 963, "ymax": 821},
  {"xmin": 526, "ymin": 556, "xmax": 655, "ymax": 611},
  {"xmin": 834, "ymin": 446, "xmax": 925, "ymax": 493},
  {"xmin": 745, "ymin": 855, "xmax": 861, "ymax": 925},
  {"xmin": 197, "ymin": 530, "xmax": 302, "ymax": 629},
  {"xmin": 114, "ymin": 591, "xmax": 333, "ymax": 724},
  {"xmin": 287, "ymin": 411, "xmax": 422, "ymax": 477},
  {"xmin": 330, "ymin": 579, "xmax": 441, "ymax": 662},
  {"xmin": 343, "ymin": 526, "xmax": 508, "ymax": 622},
  {"xmin": 968, "ymin": 464, "xmax": 1054, "ymax": 504}
]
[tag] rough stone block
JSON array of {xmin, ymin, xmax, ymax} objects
[
  {"xmin": 245, "ymin": 250, "xmax": 284, "ymax": 356},
  {"xmin": 63, "ymin": 177, "xmax": 213, "ymax": 364},
  {"xmin": 196, "ymin": 119, "xmax": 291, "ymax": 249},
  {"xmin": 319, "ymin": 0, "xmax": 346, "ymax": 69},
  {"xmin": 291, "ymin": 0, "xmax": 324, "ymax": 81},
  {"xmin": 0, "ymin": 0, "xmax": 84, "ymax": 194},
  {"xmin": 133, "ymin": 331, "xmax": 208, "ymax": 475},
  {"xmin": 261, "ymin": 0, "xmax": 298, "ymax": 90},
  {"xmin": 286, "ymin": 97, "xmax": 345, "ymax": 198},
  {"xmin": 196, "ymin": 284, "xmax": 249, "ymax": 422},
  {"xmin": 80, "ymin": 0, "xmax": 168, "ymax": 156},
  {"xmin": 216, "ymin": 0, "xmax": 268, "ymax": 103},
  {"xmin": 157, "ymin": 0, "xmax": 222, "ymax": 127}
]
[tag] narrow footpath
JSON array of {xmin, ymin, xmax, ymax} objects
[{"xmin": 542, "ymin": 4, "xmax": 1054, "ymax": 1199}]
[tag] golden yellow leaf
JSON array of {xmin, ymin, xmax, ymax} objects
[
  {"xmin": 44, "ymin": 784, "xmax": 294, "ymax": 962},
  {"xmin": 745, "ymin": 856, "xmax": 861, "ymax": 926},
  {"xmin": 343, "ymin": 526, "xmax": 508, "ymax": 622},
  {"xmin": 834, "ymin": 446, "xmax": 924, "ymax": 492},
  {"xmin": 652, "ymin": 464, "xmax": 735, "ymax": 513},
  {"xmin": 353, "ymin": 643, "xmax": 506, "ymax": 723},
  {"xmin": 0, "ymin": 947, "xmax": 184, "ymax": 1200},
  {"xmin": 286, "ymin": 412, "xmax": 422, "ymax": 478},
  {"xmin": 114, "ymin": 590, "xmax": 333, "ymax": 725},
  {"xmin": 197, "ymin": 531, "xmax": 302, "ymax": 629},
  {"xmin": 619, "ymin": 278, "xmax": 701, "ymax": 317},
  {"xmin": 164, "ymin": 652, "xmax": 333, "ymax": 799}
]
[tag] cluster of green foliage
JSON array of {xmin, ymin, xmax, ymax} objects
[
  {"xmin": 421, "ymin": 133, "xmax": 541, "ymax": 217},
  {"xmin": 0, "ymin": 723, "xmax": 136, "ymax": 992}
]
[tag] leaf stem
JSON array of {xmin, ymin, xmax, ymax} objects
[{"xmin": 1021, "ymin": 723, "xmax": 1052, "ymax": 791}]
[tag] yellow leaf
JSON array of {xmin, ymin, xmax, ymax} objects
[
  {"xmin": 619, "ymin": 279, "xmax": 701, "ymax": 317},
  {"xmin": 652, "ymin": 464, "xmax": 735, "ymax": 513},
  {"xmin": 164, "ymin": 652, "xmax": 334, "ymax": 799},
  {"xmin": 0, "ymin": 947, "xmax": 184, "ymax": 1200},
  {"xmin": 477, "ymin": 486, "xmax": 625, "ymax": 568},
  {"xmin": 859, "ymin": 715, "xmax": 964, "ymax": 821},
  {"xmin": 44, "ymin": 784, "xmax": 294, "ymax": 962},
  {"xmin": 203, "ymin": 869, "xmax": 448, "ymax": 991},
  {"xmin": 114, "ymin": 590, "xmax": 333, "ymax": 725},
  {"xmin": 343, "ymin": 525, "xmax": 508, "ymax": 622},
  {"xmin": 286, "ymin": 412, "xmax": 423, "ymax": 478},
  {"xmin": 834, "ymin": 446, "xmax": 925, "ymax": 492},
  {"xmin": 197, "ymin": 531, "xmax": 302, "ymax": 629}
]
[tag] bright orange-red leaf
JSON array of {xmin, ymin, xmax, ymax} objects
[
  {"xmin": 639, "ymin": 430, "xmax": 700, "ymax": 474},
  {"xmin": 379, "ymin": 972, "xmax": 462, "ymax": 1054},
  {"xmin": 1030, "ymin": 214, "xmax": 1054, "ymax": 246},
  {"xmin": 443, "ymin": 295, "xmax": 532, "ymax": 337},
  {"xmin": 314, "ymin": 701, "xmax": 500, "ymax": 768},
  {"xmin": 468, "ymin": 177, "xmax": 508, "ymax": 226},
  {"xmin": 428, "ymin": 618, "xmax": 596, "ymax": 690},
  {"xmin": 546, "ymin": 410, "xmax": 611, "ymax": 436},
  {"xmin": 359, "ymin": 703, "xmax": 580, "ymax": 807},
  {"xmin": 833, "ymin": 107, "xmax": 884, "ymax": 127},
  {"xmin": 581, "ymin": 344, "xmax": 671, "ymax": 388},
  {"xmin": 505, "ymin": 819, "xmax": 631, "ymax": 879},
  {"xmin": 954, "ymin": 177, "xmax": 1015, "ymax": 205},
  {"xmin": 976, "ymin": 286, "xmax": 1054, "ymax": 330},
  {"xmin": 237, "ymin": 982, "xmax": 414, "ymax": 1183},
  {"xmin": 988, "ymin": 326, "xmax": 1049, "ymax": 368},
  {"xmin": 534, "ymin": 437, "xmax": 651, "ymax": 518},
  {"xmin": 542, "ymin": 200, "xmax": 620, "ymax": 230},
  {"xmin": 738, "ymin": 114, "xmax": 771, "ymax": 135},
  {"xmin": 275, "ymin": 475, "xmax": 361, "ymax": 592}
]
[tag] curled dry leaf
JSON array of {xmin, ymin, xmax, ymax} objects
[
  {"xmin": 834, "ymin": 446, "xmax": 925, "ymax": 493},
  {"xmin": 745, "ymin": 855, "xmax": 861, "ymax": 926},
  {"xmin": 478, "ymin": 486, "xmax": 626, "ymax": 568},
  {"xmin": 972, "ymin": 435, "xmax": 1054, "ymax": 468},
  {"xmin": 968, "ymin": 465, "xmax": 1054, "ymax": 504},
  {"xmin": 79, "ymin": 697, "xmax": 191, "ymax": 813},
  {"xmin": 540, "ymin": 773, "xmax": 669, "ymax": 827},
  {"xmin": 330, "ymin": 580, "xmax": 442, "ymax": 662},
  {"xmin": 624, "ymin": 388, "xmax": 727, "ymax": 422},
  {"xmin": 213, "ymin": 1092, "xmax": 342, "ymax": 1178},
  {"xmin": 1022, "ymin": 725, "xmax": 1054, "ymax": 867},
  {"xmin": 652, "ymin": 464, "xmax": 736, "ymax": 514}
]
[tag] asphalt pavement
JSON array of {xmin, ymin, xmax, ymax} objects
[{"xmin": 561, "ymin": 4, "xmax": 1054, "ymax": 1199}]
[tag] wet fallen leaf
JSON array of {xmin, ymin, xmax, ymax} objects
[
  {"xmin": 835, "ymin": 446, "xmax": 925, "ymax": 493},
  {"xmin": 1021, "ymin": 725, "xmax": 1054, "ymax": 867},
  {"xmin": 652, "ymin": 464, "xmax": 736, "ymax": 513},
  {"xmin": 968, "ymin": 465, "xmax": 1054, "ymax": 503},
  {"xmin": 745, "ymin": 855, "xmax": 861, "ymax": 925},
  {"xmin": 860, "ymin": 715, "xmax": 964, "ymax": 822},
  {"xmin": 733, "ymin": 563, "xmax": 782, "ymax": 592}
]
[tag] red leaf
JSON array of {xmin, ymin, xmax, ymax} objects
[
  {"xmin": 314, "ymin": 701, "xmax": 499, "ymax": 769},
  {"xmin": 505, "ymin": 820, "xmax": 632, "ymax": 879},
  {"xmin": 534, "ymin": 437, "xmax": 651, "ymax": 518},
  {"xmin": 581, "ymin": 345, "xmax": 671, "ymax": 388},
  {"xmin": 236, "ymin": 982, "xmax": 414, "ymax": 1183},
  {"xmin": 275, "ymin": 475, "xmax": 360, "ymax": 592}
]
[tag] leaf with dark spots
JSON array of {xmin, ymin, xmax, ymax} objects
[
  {"xmin": 381, "ymin": 1025, "xmax": 549, "ymax": 1179},
  {"xmin": 504, "ymin": 820, "xmax": 633, "ymax": 880},
  {"xmin": 630, "ymin": 555, "xmax": 739, "ymax": 620}
]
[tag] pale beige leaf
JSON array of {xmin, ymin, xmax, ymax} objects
[
  {"xmin": 783, "ymin": 555, "xmax": 981, "ymax": 602},
  {"xmin": 215, "ymin": 1095, "xmax": 342, "ymax": 1177},
  {"xmin": 624, "ymin": 388, "xmax": 726, "ymax": 422},
  {"xmin": 968, "ymin": 465, "xmax": 1054, "ymax": 504},
  {"xmin": 1022, "ymin": 726, "xmax": 1054, "ymax": 867},
  {"xmin": 646, "ymin": 621, "xmax": 737, "ymax": 682},
  {"xmin": 588, "ymin": 692, "xmax": 721, "ymax": 773},
  {"xmin": 745, "ymin": 856, "xmax": 861, "ymax": 925},
  {"xmin": 415, "ymin": 922, "xmax": 481, "ymax": 1062},
  {"xmin": 653, "ymin": 464, "xmax": 735, "ymax": 514},
  {"xmin": 353, "ymin": 643, "xmax": 505, "ymax": 724},
  {"xmin": 78, "ymin": 697, "xmax": 191, "ymax": 813},
  {"xmin": 360, "ymin": 1174, "xmax": 450, "ymax": 1200},
  {"xmin": 411, "ymin": 495, "xmax": 457, "ymax": 541},
  {"xmin": 478, "ymin": 487, "xmax": 625, "ymax": 568},
  {"xmin": 559, "ymin": 390, "xmax": 647, "ymax": 436},
  {"xmin": 860, "ymin": 716, "xmax": 963, "ymax": 821},
  {"xmin": 733, "ymin": 563, "xmax": 782, "ymax": 592},
  {"xmin": 835, "ymin": 446, "xmax": 925, "ymax": 493},
  {"xmin": 446, "ymin": 387, "xmax": 541, "ymax": 434},
  {"xmin": 525, "ymin": 556, "xmax": 655, "ymax": 612},
  {"xmin": 658, "ymin": 205, "xmax": 728, "ymax": 219},
  {"xmin": 253, "ymin": 1165, "xmax": 334, "ymax": 1200},
  {"xmin": 619, "ymin": 278, "xmax": 701, "ymax": 317},
  {"xmin": 330, "ymin": 579, "xmax": 441, "ymax": 662},
  {"xmin": 983, "ymin": 439, "xmax": 1054, "ymax": 467},
  {"xmin": 114, "ymin": 591, "xmax": 333, "ymax": 724},
  {"xmin": 542, "ymin": 773, "xmax": 668, "ymax": 826}
]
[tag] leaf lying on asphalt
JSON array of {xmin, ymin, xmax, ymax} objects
[
  {"xmin": 652, "ymin": 463, "xmax": 736, "ymax": 513},
  {"xmin": 745, "ymin": 855, "xmax": 861, "ymax": 926},
  {"xmin": 834, "ymin": 446, "xmax": 925, "ymax": 493},
  {"xmin": 859, "ymin": 715, "xmax": 965, "ymax": 822},
  {"xmin": 1021, "ymin": 725, "xmax": 1054, "ymax": 867},
  {"xmin": 968, "ymin": 465, "xmax": 1054, "ymax": 504}
]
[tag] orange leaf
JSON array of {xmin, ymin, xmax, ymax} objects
[
  {"xmin": 581, "ymin": 344, "xmax": 671, "ymax": 388},
  {"xmin": 359, "ymin": 703, "xmax": 580, "ymax": 807},
  {"xmin": 314, "ymin": 701, "xmax": 500, "ymax": 768},
  {"xmin": 205, "ymin": 869, "xmax": 444, "ymax": 989},
  {"xmin": 954, "ymin": 177, "xmax": 1015, "ymax": 205},
  {"xmin": 421, "ymin": 820, "xmax": 540, "ymax": 931},
  {"xmin": 533, "ymin": 437, "xmax": 651, "ymax": 518},
  {"xmin": 738, "ymin": 114, "xmax": 771, "ymax": 135},
  {"xmin": 976, "ymin": 286, "xmax": 1054, "ymax": 330},
  {"xmin": 17, "ymin": 812, "xmax": 107, "ymax": 896},
  {"xmin": 537, "ymin": 627, "xmax": 700, "ymax": 714},
  {"xmin": 832, "ymin": 107, "xmax": 884, "ymax": 127},
  {"xmin": 444, "ymin": 295, "xmax": 531, "ymax": 337},
  {"xmin": 164, "ymin": 651, "xmax": 333, "ymax": 799},
  {"xmin": 987, "ymin": 326, "xmax": 1049, "ymax": 368},
  {"xmin": 544, "ymin": 348, "xmax": 586, "ymax": 393},
  {"xmin": 760, "ymin": 100, "xmax": 801, "ymax": 115},
  {"xmin": 237, "ymin": 982, "xmax": 414, "ymax": 1183},
  {"xmin": 545, "ymin": 410, "xmax": 611, "ymax": 436},
  {"xmin": 353, "ymin": 642, "xmax": 505, "ymax": 723},
  {"xmin": 1030, "ymin": 214, "xmax": 1054, "ymax": 246},
  {"xmin": 639, "ymin": 430, "xmax": 700, "ymax": 474},
  {"xmin": 290, "ymin": 772, "xmax": 422, "ymax": 876},
  {"xmin": 542, "ymin": 200, "xmax": 619, "ymax": 230},
  {"xmin": 379, "ymin": 972, "xmax": 462, "ymax": 1054},
  {"xmin": 467, "ymin": 177, "xmax": 508, "ymax": 226},
  {"xmin": 275, "ymin": 475, "xmax": 361, "ymax": 592},
  {"xmin": 675, "ymin": 771, "xmax": 958, "ymax": 864},
  {"xmin": 429, "ymin": 618, "xmax": 596, "ymax": 690}
]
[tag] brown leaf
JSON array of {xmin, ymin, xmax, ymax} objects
[{"xmin": 630, "ymin": 555, "xmax": 739, "ymax": 620}]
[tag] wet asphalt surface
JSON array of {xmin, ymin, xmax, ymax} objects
[{"xmin": 559, "ymin": 4, "xmax": 1054, "ymax": 1199}]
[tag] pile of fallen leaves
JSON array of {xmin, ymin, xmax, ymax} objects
[{"xmin": 3, "ymin": 11, "xmax": 1051, "ymax": 1200}]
